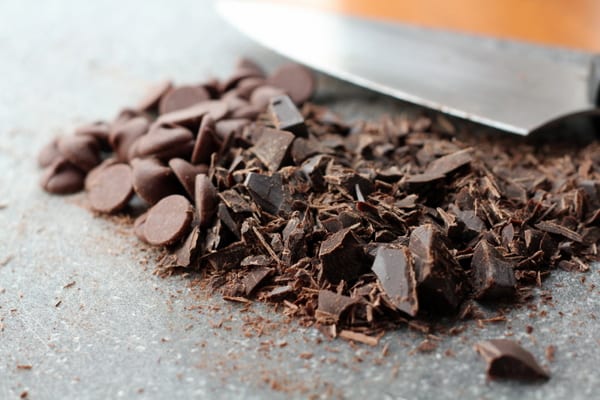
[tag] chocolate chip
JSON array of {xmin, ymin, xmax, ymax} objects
[
  {"xmin": 235, "ymin": 77, "xmax": 266, "ymax": 99},
  {"xmin": 221, "ymin": 91, "xmax": 249, "ymax": 114},
  {"xmin": 267, "ymin": 63, "xmax": 316, "ymax": 105},
  {"xmin": 84, "ymin": 158, "xmax": 119, "ymax": 191},
  {"xmin": 195, "ymin": 174, "xmax": 218, "ymax": 228},
  {"xmin": 158, "ymin": 85, "xmax": 211, "ymax": 115},
  {"xmin": 156, "ymin": 100, "xmax": 228, "ymax": 128},
  {"xmin": 75, "ymin": 121, "xmax": 111, "ymax": 150},
  {"xmin": 131, "ymin": 158, "xmax": 181, "ymax": 205},
  {"xmin": 319, "ymin": 227, "xmax": 367, "ymax": 284},
  {"xmin": 87, "ymin": 163, "xmax": 133, "ymax": 214},
  {"xmin": 471, "ymin": 240, "xmax": 516, "ymax": 300},
  {"xmin": 108, "ymin": 117, "xmax": 149, "ymax": 162},
  {"xmin": 191, "ymin": 115, "xmax": 220, "ymax": 164},
  {"xmin": 37, "ymin": 139, "xmax": 61, "ymax": 168},
  {"xmin": 136, "ymin": 80, "xmax": 173, "ymax": 112},
  {"xmin": 40, "ymin": 158, "xmax": 85, "ymax": 194},
  {"xmin": 221, "ymin": 59, "xmax": 264, "ymax": 92},
  {"xmin": 133, "ymin": 124, "xmax": 194, "ymax": 161},
  {"xmin": 168, "ymin": 158, "xmax": 208, "ymax": 199},
  {"xmin": 215, "ymin": 118, "xmax": 251, "ymax": 141},
  {"xmin": 133, "ymin": 211, "xmax": 149, "ymax": 243},
  {"xmin": 249, "ymin": 85, "xmax": 286, "ymax": 109},
  {"xmin": 230, "ymin": 104, "xmax": 261, "ymax": 120},
  {"xmin": 250, "ymin": 128, "xmax": 295, "ymax": 171},
  {"xmin": 235, "ymin": 57, "xmax": 265, "ymax": 78},
  {"xmin": 57, "ymin": 135, "xmax": 101, "ymax": 172},
  {"xmin": 474, "ymin": 339, "xmax": 550, "ymax": 381},
  {"xmin": 372, "ymin": 245, "xmax": 419, "ymax": 316},
  {"xmin": 268, "ymin": 95, "xmax": 307, "ymax": 137},
  {"xmin": 143, "ymin": 195, "xmax": 194, "ymax": 246}
]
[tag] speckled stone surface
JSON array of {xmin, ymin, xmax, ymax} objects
[{"xmin": 1, "ymin": 1, "xmax": 599, "ymax": 399}]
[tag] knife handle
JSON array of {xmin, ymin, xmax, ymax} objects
[{"xmin": 280, "ymin": 0, "xmax": 600, "ymax": 52}]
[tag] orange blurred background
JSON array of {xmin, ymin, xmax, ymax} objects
[{"xmin": 277, "ymin": 0, "xmax": 600, "ymax": 52}]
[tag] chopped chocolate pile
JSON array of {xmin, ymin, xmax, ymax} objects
[{"xmin": 38, "ymin": 59, "xmax": 599, "ymax": 376}]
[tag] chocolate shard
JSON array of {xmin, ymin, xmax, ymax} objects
[
  {"xmin": 534, "ymin": 220, "xmax": 583, "ymax": 243},
  {"xmin": 318, "ymin": 227, "xmax": 368, "ymax": 284},
  {"xmin": 243, "ymin": 172, "xmax": 285, "ymax": 216},
  {"xmin": 174, "ymin": 226, "xmax": 201, "ymax": 267},
  {"xmin": 471, "ymin": 240, "xmax": 516, "ymax": 300},
  {"xmin": 409, "ymin": 224, "xmax": 463, "ymax": 312},
  {"xmin": 474, "ymin": 339, "xmax": 550, "ymax": 381},
  {"xmin": 250, "ymin": 128, "xmax": 295, "ymax": 171},
  {"xmin": 408, "ymin": 148, "xmax": 473, "ymax": 183},
  {"xmin": 242, "ymin": 266, "xmax": 273, "ymax": 296},
  {"xmin": 372, "ymin": 245, "xmax": 419, "ymax": 317},
  {"xmin": 317, "ymin": 290, "xmax": 358, "ymax": 322},
  {"xmin": 268, "ymin": 95, "xmax": 308, "ymax": 137}
]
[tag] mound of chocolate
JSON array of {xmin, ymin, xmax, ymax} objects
[{"xmin": 38, "ymin": 59, "xmax": 600, "ymax": 382}]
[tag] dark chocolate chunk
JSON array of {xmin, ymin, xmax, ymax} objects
[
  {"xmin": 471, "ymin": 240, "xmax": 516, "ymax": 300},
  {"xmin": 131, "ymin": 158, "xmax": 181, "ymax": 205},
  {"xmin": 250, "ymin": 128, "xmax": 295, "ymax": 171},
  {"xmin": 168, "ymin": 158, "xmax": 208, "ymax": 199},
  {"xmin": 267, "ymin": 63, "xmax": 315, "ymax": 105},
  {"xmin": 158, "ymin": 85, "xmax": 210, "ymax": 114},
  {"xmin": 317, "ymin": 290, "xmax": 358, "ymax": 322},
  {"xmin": 319, "ymin": 228, "xmax": 367, "ymax": 283},
  {"xmin": 300, "ymin": 155, "xmax": 330, "ymax": 191},
  {"xmin": 40, "ymin": 158, "xmax": 85, "ymax": 194},
  {"xmin": 475, "ymin": 339, "xmax": 550, "ymax": 381},
  {"xmin": 243, "ymin": 172, "xmax": 285, "ymax": 215},
  {"xmin": 195, "ymin": 174, "xmax": 218, "ymax": 228},
  {"xmin": 136, "ymin": 80, "xmax": 173, "ymax": 112},
  {"xmin": 268, "ymin": 95, "xmax": 307, "ymax": 137},
  {"xmin": 219, "ymin": 189, "xmax": 253, "ymax": 213},
  {"xmin": 372, "ymin": 245, "xmax": 418, "ymax": 316},
  {"xmin": 217, "ymin": 203, "xmax": 240, "ymax": 239},
  {"xmin": 143, "ymin": 195, "xmax": 193, "ymax": 246},
  {"xmin": 408, "ymin": 148, "xmax": 473, "ymax": 183},
  {"xmin": 409, "ymin": 224, "xmax": 463, "ymax": 311},
  {"xmin": 87, "ymin": 163, "xmax": 133, "ymax": 214},
  {"xmin": 242, "ymin": 267, "xmax": 273, "ymax": 295}
]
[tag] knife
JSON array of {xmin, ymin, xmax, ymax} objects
[{"xmin": 217, "ymin": 0, "xmax": 600, "ymax": 135}]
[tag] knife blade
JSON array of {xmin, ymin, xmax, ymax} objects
[{"xmin": 218, "ymin": 0, "xmax": 599, "ymax": 135}]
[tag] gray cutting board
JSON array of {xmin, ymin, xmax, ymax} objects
[{"xmin": 0, "ymin": 1, "xmax": 598, "ymax": 399}]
